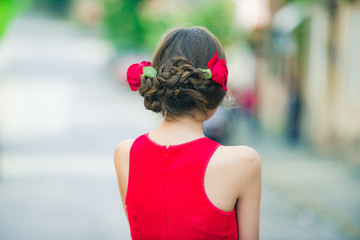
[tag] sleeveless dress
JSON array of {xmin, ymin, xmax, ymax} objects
[{"xmin": 125, "ymin": 133, "xmax": 238, "ymax": 240}]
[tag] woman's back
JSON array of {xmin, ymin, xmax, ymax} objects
[
  {"xmin": 115, "ymin": 128, "xmax": 261, "ymax": 240},
  {"xmin": 125, "ymin": 133, "xmax": 237, "ymax": 239},
  {"xmin": 114, "ymin": 26, "xmax": 261, "ymax": 240}
]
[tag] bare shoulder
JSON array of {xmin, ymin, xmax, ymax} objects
[
  {"xmin": 214, "ymin": 145, "xmax": 261, "ymax": 186},
  {"xmin": 216, "ymin": 145, "xmax": 261, "ymax": 169},
  {"xmin": 114, "ymin": 139, "xmax": 135, "ymax": 166}
]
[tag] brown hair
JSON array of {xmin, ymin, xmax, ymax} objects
[{"xmin": 138, "ymin": 26, "xmax": 227, "ymax": 119}]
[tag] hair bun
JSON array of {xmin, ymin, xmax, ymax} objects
[
  {"xmin": 139, "ymin": 57, "xmax": 213, "ymax": 116},
  {"xmin": 139, "ymin": 75, "xmax": 162, "ymax": 113},
  {"xmin": 139, "ymin": 26, "xmax": 227, "ymax": 118}
]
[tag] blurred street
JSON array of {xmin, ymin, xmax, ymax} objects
[
  {"xmin": 0, "ymin": 17, "xmax": 157, "ymax": 240},
  {"xmin": 0, "ymin": 17, "xmax": 359, "ymax": 240}
]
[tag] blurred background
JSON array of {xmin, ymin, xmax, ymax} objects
[{"xmin": 0, "ymin": 0, "xmax": 359, "ymax": 239}]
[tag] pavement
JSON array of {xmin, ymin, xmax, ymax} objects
[
  {"xmin": 240, "ymin": 134, "xmax": 360, "ymax": 240},
  {"xmin": 0, "ymin": 16, "xmax": 359, "ymax": 240}
]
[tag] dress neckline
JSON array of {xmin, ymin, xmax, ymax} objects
[{"xmin": 145, "ymin": 133, "xmax": 208, "ymax": 149}]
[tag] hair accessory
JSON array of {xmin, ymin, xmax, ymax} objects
[
  {"xmin": 127, "ymin": 61, "xmax": 157, "ymax": 91},
  {"xmin": 199, "ymin": 51, "xmax": 228, "ymax": 91}
]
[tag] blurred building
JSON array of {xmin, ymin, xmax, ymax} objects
[
  {"xmin": 305, "ymin": 0, "xmax": 360, "ymax": 167},
  {"xmin": 243, "ymin": 0, "xmax": 360, "ymax": 167}
]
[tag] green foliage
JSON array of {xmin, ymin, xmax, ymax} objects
[
  {"xmin": 102, "ymin": 0, "xmax": 237, "ymax": 51},
  {"xmin": 285, "ymin": 0, "xmax": 309, "ymax": 2},
  {"xmin": 32, "ymin": 0, "xmax": 71, "ymax": 17},
  {"xmin": 0, "ymin": 0, "xmax": 18, "ymax": 38},
  {"xmin": 284, "ymin": 0, "xmax": 356, "ymax": 4},
  {"xmin": 142, "ymin": 0, "xmax": 236, "ymax": 50},
  {"xmin": 180, "ymin": 0, "xmax": 236, "ymax": 47},
  {"xmin": 103, "ymin": 0, "xmax": 145, "ymax": 50},
  {"xmin": 0, "ymin": 0, "xmax": 32, "ymax": 39}
]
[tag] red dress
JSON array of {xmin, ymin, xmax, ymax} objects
[{"xmin": 125, "ymin": 133, "xmax": 237, "ymax": 240}]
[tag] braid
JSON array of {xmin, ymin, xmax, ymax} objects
[
  {"xmin": 138, "ymin": 56, "xmax": 223, "ymax": 117},
  {"xmin": 138, "ymin": 27, "xmax": 227, "ymax": 118}
]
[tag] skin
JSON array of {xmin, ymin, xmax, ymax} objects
[{"xmin": 114, "ymin": 108, "xmax": 261, "ymax": 240}]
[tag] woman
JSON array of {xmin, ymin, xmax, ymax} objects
[{"xmin": 114, "ymin": 26, "xmax": 261, "ymax": 240}]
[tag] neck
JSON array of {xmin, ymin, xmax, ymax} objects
[
  {"xmin": 149, "ymin": 115, "xmax": 206, "ymax": 145},
  {"xmin": 162, "ymin": 116, "xmax": 205, "ymax": 136}
]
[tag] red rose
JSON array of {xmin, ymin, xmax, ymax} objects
[
  {"xmin": 127, "ymin": 61, "xmax": 151, "ymax": 91},
  {"xmin": 207, "ymin": 51, "xmax": 228, "ymax": 91}
]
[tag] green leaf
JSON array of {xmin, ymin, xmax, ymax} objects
[
  {"xmin": 142, "ymin": 66, "xmax": 157, "ymax": 78},
  {"xmin": 198, "ymin": 68, "xmax": 212, "ymax": 79}
]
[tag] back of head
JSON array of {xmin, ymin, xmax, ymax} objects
[{"xmin": 138, "ymin": 26, "xmax": 227, "ymax": 119}]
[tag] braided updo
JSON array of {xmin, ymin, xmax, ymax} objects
[{"xmin": 138, "ymin": 26, "xmax": 227, "ymax": 119}]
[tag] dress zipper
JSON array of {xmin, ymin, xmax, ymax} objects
[{"xmin": 164, "ymin": 147, "xmax": 169, "ymax": 239}]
